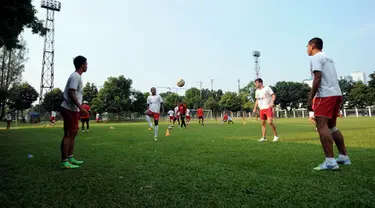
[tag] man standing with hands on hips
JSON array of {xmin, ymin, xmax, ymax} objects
[
  {"xmin": 252, "ymin": 78, "xmax": 279, "ymax": 142},
  {"xmin": 59, "ymin": 55, "xmax": 89, "ymax": 169}
]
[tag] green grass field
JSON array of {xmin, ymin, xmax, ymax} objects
[{"xmin": 1, "ymin": 117, "xmax": 375, "ymax": 208}]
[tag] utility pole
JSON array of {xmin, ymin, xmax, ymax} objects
[
  {"xmin": 238, "ymin": 79, "xmax": 240, "ymax": 94},
  {"xmin": 210, "ymin": 79, "xmax": 214, "ymax": 92},
  {"xmin": 198, "ymin": 81, "xmax": 203, "ymax": 99}
]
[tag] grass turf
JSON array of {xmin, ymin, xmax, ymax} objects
[{"xmin": 0, "ymin": 117, "xmax": 374, "ymax": 207}]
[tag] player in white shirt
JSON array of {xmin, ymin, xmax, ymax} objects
[
  {"xmin": 173, "ymin": 105, "xmax": 180, "ymax": 126},
  {"xmin": 6, "ymin": 113, "xmax": 12, "ymax": 130},
  {"xmin": 145, "ymin": 87, "xmax": 164, "ymax": 141},
  {"xmin": 59, "ymin": 55, "xmax": 89, "ymax": 169},
  {"xmin": 167, "ymin": 110, "xmax": 174, "ymax": 123},
  {"xmin": 50, "ymin": 111, "xmax": 56, "ymax": 126},
  {"xmin": 185, "ymin": 108, "xmax": 191, "ymax": 126},
  {"xmin": 307, "ymin": 37, "xmax": 350, "ymax": 170},
  {"xmin": 253, "ymin": 78, "xmax": 279, "ymax": 142}
]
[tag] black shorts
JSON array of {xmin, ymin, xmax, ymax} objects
[
  {"xmin": 199, "ymin": 116, "xmax": 204, "ymax": 119},
  {"xmin": 80, "ymin": 118, "xmax": 89, "ymax": 122}
]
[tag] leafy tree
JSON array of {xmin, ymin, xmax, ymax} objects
[
  {"xmin": 93, "ymin": 76, "xmax": 132, "ymax": 119},
  {"xmin": 42, "ymin": 88, "xmax": 63, "ymax": 112},
  {"xmin": 0, "ymin": 0, "xmax": 47, "ymax": 49},
  {"xmin": 218, "ymin": 92, "xmax": 242, "ymax": 112},
  {"xmin": 7, "ymin": 82, "xmax": 38, "ymax": 115},
  {"xmin": 338, "ymin": 77, "xmax": 354, "ymax": 108},
  {"xmin": 129, "ymin": 90, "xmax": 147, "ymax": 114},
  {"xmin": 271, "ymin": 81, "xmax": 310, "ymax": 110},
  {"xmin": 349, "ymin": 82, "xmax": 370, "ymax": 109},
  {"xmin": 204, "ymin": 97, "xmax": 219, "ymax": 114},
  {"xmin": 368, "ymin": 71, "xmax": 375, "ymax": 89},
  {"xmin": 213, "ymin": 89, "xmax": 224, "ymax": 102},
  {"xmin": 83, "ymin": 82, "xmax": 98, "ymax": 104},
  {"xmin": 184, "ymin": 87, "xmax": 201, "ymax": 109},
  {"xmin": 163, "ymin": 92, "xmax": 182, "ymax": 111}
]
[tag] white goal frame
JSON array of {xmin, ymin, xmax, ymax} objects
[{"xmin": 189, "ymin": 109, "xmax": 213, "ymax": 120}]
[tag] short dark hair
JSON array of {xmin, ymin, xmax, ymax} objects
[
  {"xmin": 308, "ymin": 37, "xmax": 323, "ymax": 50},
  {"xmin": 179, "ymin": 99, "xmax": 183, "ymax": 103},
  {"xmin": 254, "ymin": 78, "xmax": 263, "ymax": 84},
  {"xmin": 73, "ymin": 55, "xmax": 87, "ymax": 70}
]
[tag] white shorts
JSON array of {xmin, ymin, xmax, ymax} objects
[{"xmin": 309, "ymin": 111, "xmax": 315, "ymax": 118}]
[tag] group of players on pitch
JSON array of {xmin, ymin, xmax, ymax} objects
[{"xmin": 58, "ymin": 37, "xmax": 350, "ymax": 171}]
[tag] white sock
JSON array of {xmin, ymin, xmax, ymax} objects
[
  {"xmin": 326, "ymin": 157, "xmax": 337, "ymax": 164},
  {"xmin": 154, "ymin": 125, "xmax": 159, "ymax": 138},
  {"xmin": 145, "ymin": 115, "xmax": 153, "ymax": 128},
  {"xmin": 339, "ymin": 154, "xmax": 348, "ymax": 159}
]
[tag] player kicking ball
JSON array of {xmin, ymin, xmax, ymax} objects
[
  {"xmin": 307, "ymin": 37, "xmax": 351, "ymax": 171},
  {"xmin": 145, "ymin": 87, "xmax": 164, "ymax": 141},
  {"xmin": 253, "ymin": 78, "xmax": 279, "ymax": 142},
  {"xmin": 220, "ymin": 113, "xmax": 234, "ymax": 124}
]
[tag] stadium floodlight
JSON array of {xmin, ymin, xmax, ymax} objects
[
  {"xmin": 252, "ymin": 50, "xmax": 261, "ymax": 79},
  {"xmin": 41, "ymin": 0, "xmax": 61, "ymax": 12}
]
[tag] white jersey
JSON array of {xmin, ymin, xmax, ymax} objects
[
  {"xmin": 228, "ymin": 116, "xmax": 232, "ymax": 121},
  {"xmin": 147, "ymin": 94, "xmax": 163, "ymax": 113},
  {"xmin": 51, "ymin": 111, "xmax": 56, "ymax": 117},
  {"xmin": 96, "ymin": 113, "xmax": 100, "ymax": 119},
  {"xmin": 186, "ymin": 109, "xmax": 190, "ymax": 116},
  {"xmin": 61, "ymin": 72, "xmax": 83, "ymax": 112},
  {"xmin": 6, "ymin": 114, "xmax": 11, "ymax": 121},
  {"xmin": 310, "ymin": 52, "xmax": 342, "ymax": 97},
  {"xmin": 255, "ymin": 86, "xmax": 274, "ymax": 110},
  {"xmin": 167, "ymin": 110, "xmax": 174, "ymax": 117},
  {"xmin": 174, "ymin": 106, "xmax": 180, "ymax": 116}
]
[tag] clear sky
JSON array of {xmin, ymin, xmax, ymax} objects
[{"xmin": 22, "ymin": 0, "xmax": 375, "ymax": 95}]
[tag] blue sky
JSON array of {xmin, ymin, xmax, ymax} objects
[{"xmin": 23, "ymin": 0, "xmax": 375, "ymax": 95}]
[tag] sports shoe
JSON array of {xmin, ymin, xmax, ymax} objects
[
  {"xmin": 258, "ymin": 138, "xmax": 267, "ymax": 142},
  {"xmin": 61, "ymin": 161, "xmax": 80, "ymax": 169},
  {"xmin": 336, "ymin": 157, "xmax": 351, "ymax": 165},
  {"xmin": 272, "ymin": 136, "xmax": 279, "ymax": 142},
  {"xmin": 313, "ymin": 161, "xmax": 339, "ymax": 171},
  {"xmin": 148, "ymin": 127, "xmax": 153, "ymax": 131},
  {"xmin": 69, "ymin": 157, "xmax": 84, "ymax": 165},
  {"xmin": 154, "ymin": 137, "xmax": 158, "ymax": 141}
]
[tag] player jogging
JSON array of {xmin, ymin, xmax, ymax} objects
[
  {"xmin": 186, "ymin": 108, "xmax": 191, "ymax": 126},
  {"xmin": 307, "ymin": 37, "xmax": 351, "ymax": 171},
  {"xmin": 173, "ymin": 105, "xmax": 180, "ymax": 126},
  {"xmin": 178, "ymin": 100, "xmax": 187, "ymax": 129},
  {"xmin": 167, "ymin": 109, "xmax": 174, "ymax": 123},
  {"xmin": 253, "ymin": 78, "xmax": 279, "ymax": 142},
  {"xmin": 50, "ymin": 111, "xmax": 56, "ymax": 126},
  {"xmin": 96, "ymin": 112, "xmax": 100, "ymax": 123},
  {"xmin": 80, "ymin": 101, "xmax": 91, "ymax": 132},
  {"xmin": 59, "ymin": 55, "xmax": 89, "ymax": 169},
  {"xmin": 145, "ymin": 87, "xmax": 164, "ymax": 141},
  {"xmin": 6, "ymin": 112, "xmax": 12, "ymax": 130},
  {"xmin": 197, "ymin": 106, "xmax": 204, "ymax": 125}
]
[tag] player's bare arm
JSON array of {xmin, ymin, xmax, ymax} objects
[
  {"xmin": 270, "ymin": 94, "xmax": 276, "ymax": 108},
  {"xmin": 161, "ymin": 102, "xmax": 165, "ymax": 115},
  {"xmin": 307, "ymin": 71, "xmax": 322, "ymax": 111},
  {"xmin": 68, "ymin": 89, "xmax": 88, "ymax": 116}
]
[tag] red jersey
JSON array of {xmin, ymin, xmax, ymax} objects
[
  {"xmin": 178, "ymin": 104, "xmax": 187, "ymax": 115},
  {"xmin": 81, "ymin": 104, "xmax": 91, "ymax": 119},
  {"xmin": 197, "ymin": 108, "xmax": 204, "ymax": 117},
  {"xmin": 223, "ymin": 115, "xmax": 228, "ymax": 120}
]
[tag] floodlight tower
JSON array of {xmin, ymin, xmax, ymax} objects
[
  {"xmin": 253, "ymin": 51, "xmax": 261, "ymax": 79},
  {"xmin": 39, "ymin": 0, "xmax": 61, "ymax": 104}
]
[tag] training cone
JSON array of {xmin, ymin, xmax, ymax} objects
[{"xmin": 165, "ymin": 128, "xmax": 170, "ymax": 136}]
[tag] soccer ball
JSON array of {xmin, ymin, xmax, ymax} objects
[{"xmin": 177, "ymin": 79, "xmax": 185, "ymax": 87}]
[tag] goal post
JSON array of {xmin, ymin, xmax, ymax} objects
[{"xmin": 189, "ymin": 109, "xmax": 213, "ymax": 120}]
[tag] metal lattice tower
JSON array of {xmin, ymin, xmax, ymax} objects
[
  {"xmin": 39, "ymin": 0, "xmax": 61, "ymax": 103},
  {"xmin": 252, "ymin": 50, "xmax": 261, "ymax": 79}
]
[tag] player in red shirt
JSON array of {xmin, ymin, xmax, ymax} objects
[
  {"xmin": 178, "ymin": 100, "xmax": 187, "ymax": 128},
  {"xmin": 80, "ymin": 101, "xmax": 91, "ymax": 132},
  {"xmin": 197, "ymin": 107, "xmax": 204, "ymax": 125}
]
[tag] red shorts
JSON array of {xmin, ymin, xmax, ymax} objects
[
  {"xmin": 313, "ymin": 96, "xmax": 342, "ymax": 125},
  {"xmin": 147, "ymin": 110, "xmax": 160, "ymax": 121},
  {"xmin": 186, "ymin": 116, "xmax": 191, "ymax": 121},
  {"xmin": 50, "ymin": 116, "xmax": 55, "ymax": 121},
  {"xmin": 169, "ymin": 116, "xmax": 174, "ymax": 120},
  {"xmin": 60, "ymin": 108, "xmax": 80, "ymax": 132},
  {"xmin": 259, "ymin": 108, "xmax": 274, "ymax": 120}
]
